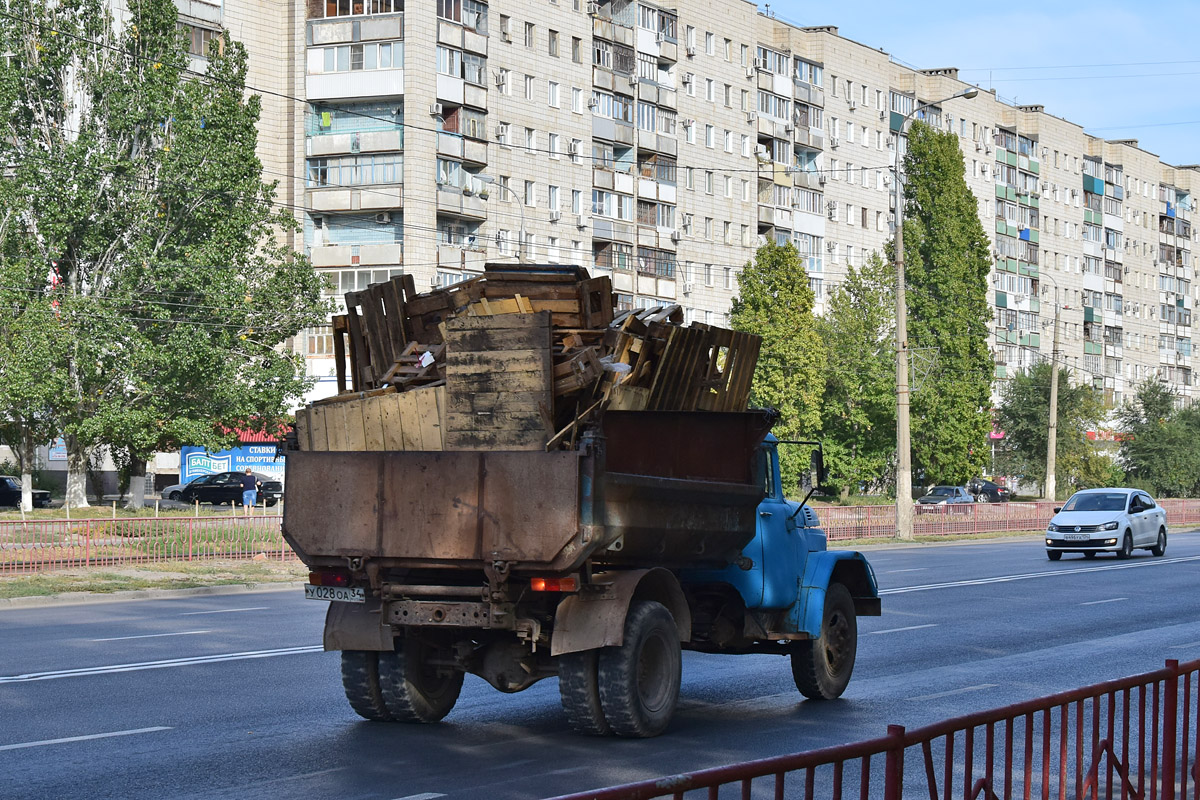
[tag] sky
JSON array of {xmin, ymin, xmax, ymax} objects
[{"xmin": 770, "ymin": 0, "xmax": 1200, "ymax": 167}]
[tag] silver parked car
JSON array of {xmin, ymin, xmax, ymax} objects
[{"xmin": 1045, "ymin": 488, "xmax": 1167, "ymax": 561}]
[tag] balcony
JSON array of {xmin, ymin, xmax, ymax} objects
[
  {"xmin": 307, "ymin": 184, "xmax": 403, "ymax": 212},
  {"xmin": 435, "ymin": 185, "xmax": 487, "ymax": 220},
  {"xmin": 307, "ymin": 69, "xmax": 404, "ymax": 101}
]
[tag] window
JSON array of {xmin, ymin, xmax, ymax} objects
[
  {"xmin": 548, "ymin": 184, "xmax": 559, "ymax": 209},
  {"xmin": 437, "ymin": 0, "xmax": 461, "ymax": 21},
  {"xmin": 705, "ymin": 125, "xmax": 714, "ymax": 148},
  {"xmin": 312, "ymin": 0, "xmax": 400, "ymax": 18},
  {"xmin": 524, "ymin": 21, "xmax": 535, "ymax": 48},
  {"xmin": 524, "ymin": 180, "xmax": 536, "ymax": 205},
  {"xmin": 571, "ymin": 190, "xmax": 581, "ymax": 214},
  {"xmin": 462, "ymin": 53, "xmax": 486, "ymax": 85},
  {"xmin": 308, "ymin": 153, "xmax": 404, "ymax": 186},
  {"xmin": 572, "ymin": 36, "xmax": 582, "ymax": 63},
  {"xmin": 435, "ymin": 46, "xmax": 462, "ymax": 77},
  {"xmin": 572, "ymin": 87, "xmax": 583, "ymax": 113},
  {"xmin": 548, "ymin": 29, "xmax": 559, "ymax": 57},
  {"xmin": 548, "ymin": 132, "xmax": 560, "ymax": 158},
  {"xmin": 524, "ymin": 74, "xmax": 535, "ymax": 100},
  {"xmin": 705, "ymin": 31, "xmax": 714, "ymax": 55},
  {"xmin": 463, "ymin": 0, "xmax": 487, "ymax": 32},
  {"xmin": 317, "ymin": 42, "xmax": 404, "ymax": 73},
  {"xmin": 547, "ymin": 81, "xmax": 560, "ymax": 107},
  {"xmin": 524, "ymin": 127, "xmax": 536, "ymax": 153},
  {"xmin": 570, "ymin": 139, "xmax": 582, "ymax": 164},
  {"xmin": 181, "ymin": 24, "xmax": 219, "ymax": 57}
]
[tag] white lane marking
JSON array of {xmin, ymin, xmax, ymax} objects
[
  {"xmin": 179, "ymin": 607, "xmax": 269, "ymax": 616},
  {"xmin": 91, "ymin": 630, "xmax": 212, "ymax": 642},
  {"xmin": 868, "ymin": 624, "xmax": 937, "ymax": 635},
  {"xmin": 885, "ymin": 568, "xmax": 927, "ymax": 573},
  {"xmin": 391, "ymin": 794, "xmax": 447, "ymax": 800},
  {"xmin": 909, "ymin": 684, "xmax": 998, "ymax": 702},
  {"xmin": 0, "ymin": 646, "xmax": 323, "ymax": 684},
  {"xmin": 881, "ymin": 554, "xmax": 1200, "ymax": 595},
  {"xmin": 1170, "ymin": 641, "xmax": 1200, "ymax": 650},
  {"xmin": 0, "ymin": 727, "xmax": 172, "ymax": 752},
  {"xmin": 1080, "ymin": 597, "xmax": 1128, "ymax": 606}
]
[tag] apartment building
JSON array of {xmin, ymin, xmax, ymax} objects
[{"xmin": 285, "ymin": 0, "xmax": 1198, "ymax": 405}]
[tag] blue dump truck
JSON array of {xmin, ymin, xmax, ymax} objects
[{"xmin": 283, "ymin": 409, "xmax": 880, "ymax": 737}]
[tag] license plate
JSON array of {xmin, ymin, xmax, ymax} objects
[
  {"xmin": 304, "ymin": 584, "xmax": 366, "ymax": 603},
  {"xmin": 1063, "ymin": 533, "xmax": 1090, "ymax": 541}
]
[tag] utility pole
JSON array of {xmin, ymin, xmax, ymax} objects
[{"xmin": 1044, "ymin": 291, "xmax": 1061, "ymax": 502}]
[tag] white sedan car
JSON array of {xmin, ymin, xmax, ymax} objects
[{"xmin": 1045, "ymin": 488, "xmax": 1168, "ymax": 561}]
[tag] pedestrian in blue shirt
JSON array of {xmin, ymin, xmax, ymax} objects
[{"xmin": 241, "ymin": 468, "xmax": 260, "ymax": 512}]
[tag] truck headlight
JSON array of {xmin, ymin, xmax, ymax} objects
[{"xmin": 1102, "ymin": 521, "xmax": 1119, "ymax": 531}]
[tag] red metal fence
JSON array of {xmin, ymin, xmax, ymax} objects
[
  {"xmin": 0, "ymin": 514, "xmax": 292, "ymax": 574},
  {"xmin": 548, "ymin": 657, "xmax": 1200, "ymax": 800},
  {"xmin": 821, "ymin": 499, "xmax": 1200, "ymax": 541}
]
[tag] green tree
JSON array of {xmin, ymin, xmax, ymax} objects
[
  {"xmin": 1117, "ymin": 380, "xmax": 1200, "ymax": 497},
  {"xmin": 818, "ymin": 252, "xmax": 896, "ymax": 498},
  {"xmin": 0, "ymin": 0, "xmax": 329, "ymax": 506},
  {"xmin": 731, "ymin": 241, "xmax": 823, "ymax": 493},
  {"xmin": 994, "ymin": 362, "xmax": 1107, "ymax": 498},
  {"xmin": 900, "ymin": 121, "xmax": 994, "ymax": 485}
]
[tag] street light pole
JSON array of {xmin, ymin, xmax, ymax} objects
[
  {"xmin": 476, "ymin": 174, "xmax": 527, "ymax": 263},
  {"xmin": 1044, "ymin": 284, "xmax": 1062, "ymax": 502},
  {"xmin": 893, "ymin": 87, "xmax": 978, "ymax": 540}
]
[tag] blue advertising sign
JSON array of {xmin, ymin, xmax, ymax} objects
[
  {"xmin": 48, "ymin": 438, "xmax": 68, "ymax": 462},
  {"xmin": 180, "ymin": 444, "xmax": 285, "ymax": 485}
]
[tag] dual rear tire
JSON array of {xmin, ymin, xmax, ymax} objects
[{"xmin": 341, "ymin": 638, "xmax": 464, "ymax": 723}]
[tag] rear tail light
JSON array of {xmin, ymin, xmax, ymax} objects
[
  {"xmin": 309, "ymin": 571, "xmax": 350, "ymax": 587},
  {"xmin": 530, "ymin": 576, "xmax": 579, "ymax": 592}
]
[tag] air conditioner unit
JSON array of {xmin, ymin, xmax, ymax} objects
[
  {"xmin": 494, "ymin": 71, "xmax": 507, "ymax": 88},
  {"xmin": 847, "ymin": 99, "xmax": 857, "ymax": 111},
  {"xmin": 567, "ymin": 140, "xmax": 579, "ymax": 155},
  {"xmin": 501, "ymin": 30, "xmax": 511, "ymax": 42},
  {"xmin": 686, "ymin": 45, "xmax": 696, "ymax": 57},
  {"xmin": 682, "ymin": 72, "xmax": 693, "ymax": 86},
  {"xmin": 587, "ymin": 97, "xmax": 599, "ymax": 110},
  {"xmin": 429, "ymin": 103, "xmax": 443, "ymax": 117},
  {"xmin": 586, "ymin": 1, "xmax": 600, "ymax": 13},
  {"xmin": 984, "ymin": 145, "xmax": 992, "ymax": 155},
  {"xmin": 681, "ymin": 118, "xmax": 694, "ymax": 128},
  {"xmin": 375, "ymin": 212, "xmax": 392, "ymax": 224},
  {"xmin": 784, "ymin": 123, "xmax": 794, "ymax": 133},
  {"xmin": 494, "ymin": 126, "xmax": 507, "ymax": 142},
  {"xmin": 576, "ymin": 214, "xmax": 587, "ymax": 228},
  {"xmin": 879, "ymin": 110, "xmax": 887, "ymax": 121},
  {"xmin": 975, "ymin": 141, "xmax": 983, "ymax": 151},
  {"xmin": 746, "ymin": 112, "xmax": 757, "ymax": 123},
  {"xmin": 682, "ymin": 281, "xmax": 694, "ymax": 294},
  {"xmin": 655, "ymin": 31, "xmax": 664, "ymax": 44},
  {"xmin": 818, "ymin": 174, "xmax": 826, "ymax": 185},
  {"xmin": 753, "ymin": 57, "xmax": 766, "ymax": 70},
  {"xmin": 549, "ymin": 210, "xmax": 562, "ymax": 222},
  {"xmin": 825, "ymin": 239, "xmax": 836, "ymax": 250},
  {"xmin": 628, "ymin": 74, "xmax": 638, "ymax": 86},
  {"xmin": 829, "ymin": 137, "xmax": 839, "ymax": 149},
  {"xmin": 670, "ymin": 229, "xmax": 681, "ymax": 243},
  {"xmin": 745, "ymin": 66, "xmax": 755, "ymax": 79}
]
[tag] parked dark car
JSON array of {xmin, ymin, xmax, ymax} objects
[
  {"xmin": 176, "ymin": 471, "xmax": 283, "ymax": 507},
  {"xmin": 0, "ymin": 476, "xmax": 52, "ymax": 508},
  {"xmin": 968, "ymin": 478, "xmax": 1011, "ymax": 503}
]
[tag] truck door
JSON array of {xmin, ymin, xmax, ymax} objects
[{"xmin": 756, "ymin": 444, "xmax": 802, "ymax": 611}]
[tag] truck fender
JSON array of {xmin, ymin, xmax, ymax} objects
[
  {"xmin": 323, "ymin": 598, "xmax": 393, "ymax": 652},
  {"xmin": 792, "ymin": 552, "xmax": 882, "ymax": 637},
  {"xmin": 550, "ymin": 567, "xmax": 691, "ymax": 657}
]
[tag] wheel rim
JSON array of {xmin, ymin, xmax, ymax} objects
[
  {"xmin": 1158, "ymin": 531, "xmax": 1166, "ymax": 550},
  {"xmin": 824, "ymin": 608, "xmax": 852, "ymax": 674},
  {"xmin": 1122, "ymin": 535, "xmax": 1132, "ymax": 557},
  {"xmin": 636, "ymin": 631, "xmax": 674, "ymax": 713}
]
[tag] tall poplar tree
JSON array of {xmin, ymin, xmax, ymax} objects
[
  {"xmin": 731, "ymin": 241, "xmax": 823, "ymax": 494},
  {"xmin": 900, "ymin": 122, "xmax": 994, "ymax": 485},
  {"xmin": 0, "ymin": 0, "xmax": 329, "ymax": 506}
]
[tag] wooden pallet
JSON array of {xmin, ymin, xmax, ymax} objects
[{"xmin": 295, "ymin": 385, "xmax": 445, "ymax": 451}]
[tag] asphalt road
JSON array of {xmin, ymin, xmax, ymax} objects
[{"xmin": 2, "ymin": 531, "xmax": 1199, "ymax": 800}]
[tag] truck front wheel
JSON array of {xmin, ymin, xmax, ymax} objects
[
  {"xmin": 597, "ymin": 600, "xmax": 682, "ymax": 738},
  {"xmin": 791, "ymin": 582, "xmax": 857, "ymax": 701},
  {"xmin": 378, "ymin": 638, "xmax": 464, "ymax": 723},
  {"xmin": 559, "ymin": 649, "xmax": 612, "ymax": 736},
  {"xmin": 340, "ymin": 650, "xmax": 393, "ymax": 721}
]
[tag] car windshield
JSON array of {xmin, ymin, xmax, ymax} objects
[
  {"xmin": 1061, "ymin": 493, "xmax": 1128, "ymax": 512},
  {"xmin": 929, "ymin": 487, "xmax": 956, "ymax": 496}
]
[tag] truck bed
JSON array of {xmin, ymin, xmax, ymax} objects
[{"xmin": 282, "ymin": 411, "xmax": 774, "ymax": 574}]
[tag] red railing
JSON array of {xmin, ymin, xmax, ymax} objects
[
  {"xmin": 547, "ymin": 657, "xmax": 1200, "ymax": 800},
  {"xmin": 821, "ymin": 499, "xmax": 1200, "ymax": 541},
  {"xmin": 0, "ymin": 514, "xmax": 293, "ymax": 574}
]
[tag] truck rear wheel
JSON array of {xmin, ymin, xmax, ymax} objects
[
  {"xmin": 378, "ymin": 638, "xmax": 464, "ymax": 723},
  {"xmin": 597, "ymin": 601, "xmax": 681, "ymax": 738},
  {"xmin": 340, "ymin": 650, "xmax": 393, "ymax": 721},
  {"xmin": 791, "ymin": 582, "xmax": 857, "ymax": 700},
  {"xmin": 558, "ymin": 649, "xmax": 612, "ymax": 736}
]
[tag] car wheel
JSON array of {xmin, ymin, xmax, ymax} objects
[
  {"xmin": 597, "ymin": 601, "xmax": 682, "ymax": 738},
  {"xmin": 168, "ymin": 491, "xmax": 182, "ymax": 501},
  {"xmin": 1116, "ymin": 532, "xmax": 1133, "ymax": 559},
  {"xmin": 977, "ymin": 494, "xmax": 991, "ymax": 503},
  {"xmin": 1151, "ymin": 527, "xmax": 1167, "ymax": 557},
  {"xmin": 1047, "ymin": 550, "xmax": 1062, "ymax": 561}
]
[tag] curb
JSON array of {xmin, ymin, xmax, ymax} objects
[{"xmin": 0, "ymin": 581, "xmax": 306, "ymax": 610}]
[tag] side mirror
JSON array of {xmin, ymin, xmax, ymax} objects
[
  {"xmin": 810, "ymin": 449, "xmax": 827, "ymax": 486},
  {"xmin": 1053, "ymin": 507, "xmax": 1062, "ymax": 514}
]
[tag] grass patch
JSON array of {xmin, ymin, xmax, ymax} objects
[
  {"xmin": 0, "ymin": 559, "xmax": 307, "ymax": 600},
  {"xmin": 829, "ymin": 530, "xmax": 1046, "ymax": 548}
]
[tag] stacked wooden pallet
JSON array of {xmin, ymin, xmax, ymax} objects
[{"xmin": 292, "ymin": 264, "xmax": 760, "ymax": 453}]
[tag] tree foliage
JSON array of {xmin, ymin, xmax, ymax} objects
[
  {"xmin": 0, "ymin": 0, "xmax": 330, "ymax": 505},
  {"xmin": 994, "ymin": 363, "xmax": 1108, "ymax": 498},
  {"xmin": 818, "ymin": 252, "xmax": 896, "ymax": 497},
  {"xmin": 731, "ymin": 242, "xmax": 823, "ymax": 493},
  {"xmin": 900, "ymin": 122, "xmax": 994, "ymax": 485},
  {"xmin": 1117, "ymin": 380, "xmax": 1200, "ymax": 497}
]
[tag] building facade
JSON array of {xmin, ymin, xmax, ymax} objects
[{"xmin": 279, "ymin": 0, "xmax": 1197, "ymax": 406}]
